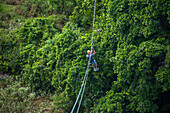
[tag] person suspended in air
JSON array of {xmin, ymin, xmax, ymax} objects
[{"xmin": 86, "ymin": 48, "xmax": 99, "ymax": 71}]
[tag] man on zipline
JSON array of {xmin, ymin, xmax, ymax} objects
[{"xmin": 86, "ymin": 48, "xmax": 99, "ymax": 71}]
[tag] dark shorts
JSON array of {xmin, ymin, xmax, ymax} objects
[{"xmin": 92, "ymin": 60, "xmax": 96, "ymax": 65}]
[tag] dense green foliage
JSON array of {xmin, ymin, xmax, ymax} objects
[
  {"xmin": 0, "ymin": 0, "xmax": 169, "ymax": 112},
  {"xmin": 91, "ymin": 0, "xmax": 170, "ymax": 112}
]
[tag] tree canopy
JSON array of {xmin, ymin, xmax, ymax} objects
[{"xmin": 0, "ymin": 0, "xmax": 169, "ymax": 112}]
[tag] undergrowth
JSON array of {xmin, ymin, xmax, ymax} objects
[{"xmin": 0, "ymin": 76, "xmax": 59, "ymax": 112}]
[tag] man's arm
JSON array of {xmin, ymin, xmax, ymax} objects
[{"xmin": 92, "ymin": 48, "xmax": 95, "ymax": 55}]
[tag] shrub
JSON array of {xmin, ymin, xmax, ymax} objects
[
  {"xmin": 0, "ymin": 79, "xmax": 37, "ymax": 112},
  {"xmin": 0, "ymin": 77, "xmax": 54, "ymax": 112}
]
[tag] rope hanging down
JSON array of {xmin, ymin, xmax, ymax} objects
[{"xmin": 71, "ymin": 0, "xmax": 97, "ymax": 113}]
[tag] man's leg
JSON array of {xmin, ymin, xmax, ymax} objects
[
  {"xmin": 94, "ymin": 60, "xmax": 99, "ymax": 71},
  {"xmin": 92, "ymin": 64, "xmax": 95, "ymax": 68},
  {"xmin": 92, "ymin": 64, "xmax": 97, "ymax": 71},
  {"xmin": 95, "ymin": 62, "xmax": 97, "ymax": 68}
]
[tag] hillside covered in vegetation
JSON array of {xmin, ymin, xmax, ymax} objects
[{"xmin": 0, "ymin": 0, "xmax": 169, "ymax": 112}]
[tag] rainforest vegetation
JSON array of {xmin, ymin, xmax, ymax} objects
[{"xmin": 0, "ymin": 0, "xmax": 169, "ymax": 112}]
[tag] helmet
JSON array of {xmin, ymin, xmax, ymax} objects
[{"xmin": 87, "ymin": 50, "xmax": 91, "ymax": 54}]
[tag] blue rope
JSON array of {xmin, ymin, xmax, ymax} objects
[
  {"xmin": 76, "ymin": 61, "xmax": 90, "ymax": 113},
  {"xmin": 76, "ymin": 61, "xmax": 89, "ymax": 113},
  {"xmin": 71, "ymin": 60, "xmax": 91, "ymax": 113},
  {"xmin": 71, "ymin": 0, "xmax": 96, "ymax": 112},
  {"xmin": 76, "ymin": 0, "xmax": 96, "ymax": 112}
]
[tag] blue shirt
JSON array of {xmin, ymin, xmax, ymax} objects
[{"xmin": 86, "ymin": 54, "xmax": 94, "ymax": 63}]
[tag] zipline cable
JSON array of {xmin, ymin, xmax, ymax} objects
[
  {"xmin": 76, "ymin": 0, "xmax": 96, "ymax": 112},
  {"xmin": 71, "ymin": 0, "xmax": 96, "ymax": 113},
  {"xmin": 76, "ymin": 61, "xmax": 90, "ymax": 113},
  {"xmin": 91, "ymin": 0, "xmax": 96, "ymax": 52},
  {"xmin": 71, "ymin": 62, "xmax": 90, "ymax": 113}
]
